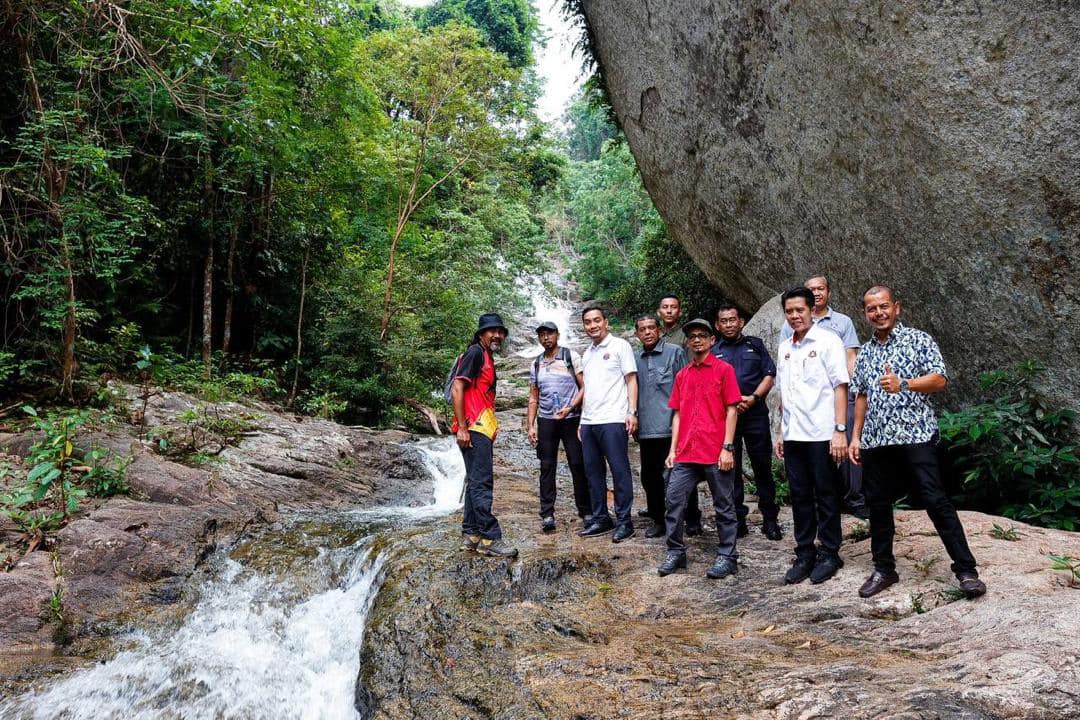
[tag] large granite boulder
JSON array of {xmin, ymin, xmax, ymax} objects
[{"xmin": 580, "ymin": 0, "xmax": 1079, "ymax": 406}]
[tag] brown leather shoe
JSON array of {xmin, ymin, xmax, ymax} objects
[
  {"xmin": 858, "ymin": 570, "xmax": 900, "ymax": 598},
  {"xmin": 957, "ymin": 573, "xmax": 986, "ymax": 599}
]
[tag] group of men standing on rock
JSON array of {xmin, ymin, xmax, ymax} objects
[{"xmin": 450, "ymin": 278, "xmax": 987, "ymax": 600}]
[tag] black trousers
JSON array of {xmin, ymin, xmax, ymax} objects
[
  {"xmin": 536, "ymin": 416, "xmax": 591, "ymax": 519},
  {"xmin": 838, "ymin": 395, "xmax": 867, "ymax": 509},
  {"xmin": 733, "ymin": 410, "xmax": 777, "ymax": 523},
  {"xmin": 783, "ymin": 440, "xmax": 842, "ymax": 561},
  {"xmin": 665, "ymin": 463, "xmax": 738, "ymax": 558},
  {"xmin": 460, "ymin": 431, "xmax": 501, "ymax": 540},
  {"xmin": 861, "ymin": 442, "xmax": 978, "ymax": 576},
  {"xmin": 639, "ymin": 437, "xmax": 671, "ymax": 524}
]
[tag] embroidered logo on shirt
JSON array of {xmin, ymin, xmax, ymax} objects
[
  {"xmin": 808, "ymin": 350, "xmax": 817, "ymax": 358},
  {"xmin": 603, "ymin": 353, "xmax": 610, "ymax": 360}
]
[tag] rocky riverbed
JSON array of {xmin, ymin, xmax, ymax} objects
[{"xmin": 2, "ymin": 366, "xmax": 1079, "ymax": 718}]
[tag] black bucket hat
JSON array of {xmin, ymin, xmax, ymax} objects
[{"xmin": 476, "ymin": 313, "xmax": 509, "ymax": 335}]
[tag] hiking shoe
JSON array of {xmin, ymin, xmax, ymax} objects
[
  {"xmin": 477, "ymin": 538, "xmax": 519, "ymax": 559},
  {"xmin": 784, "ymin": 556, "xmax": 815, "ymax": 584},
  {"xmin": 612, "ymin": 524, "xmax": 636, "ymax": 543},
  {"xmin": 580, "ymin": 518, "xmax": 615, "ymax": 537},
  {"xmin": 858, "ymin": 570, "xmax": 900, "ymax": 598},
  {"xmin": 541, "ymin": 516, "xmax": 556, "ymax": 533},
  {"xmin": 809, "ymin": 553, "xmax": 844, "ymax": 584},
  {"xmin": 957, "ymin": 573, "xmax": 986, "ymax": 599},
  {"xmin": 460, "ymin": 534, "xmax": 480, "ymax": 552},
  {"xmin": 762, "ymin": 519, "xmax": 783, "ymax": 541},
  {"xmin": 706, "ymin": 555, "xmax": 738, "ymax": 579},
  {"xmin": 657, "ymin": 551, "xmax": 688, "ymax": 577}
]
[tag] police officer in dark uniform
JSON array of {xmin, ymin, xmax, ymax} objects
[{"xmin": 711, "ymin": 303, "xmax": 783, "ymax": 540}]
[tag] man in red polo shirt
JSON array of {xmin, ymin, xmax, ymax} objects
[{"xmin": 657, "ymin": 318, "xmax": 744, "ymax": 578}]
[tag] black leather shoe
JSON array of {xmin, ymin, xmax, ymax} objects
[
  {"xmin": 541, "ymin": 516, "xmax": 556, "ymax": 533},
  {"xmin": 784, "ymin": 556, "xmax": 815, "ymax": 584},
  {"xmin": 858, "ymin": 570, "xmax": 900, "ymax": 598},
  {"xmin": 657, "ymin": 551, "xmax": 687, "ymax": 576},
  {"xmin": 612, "ymin": 524, "xmax": 636, "ymax": 543},
  {"xmin": 957, "ymin": 573, "xmax": 986, "ymax": 599},
  {"xmin": 809, "ymin": 553, "xmax": 844, "ymax": 584},
  {"xmin": 637, "ymin": 509, "xmax": 651, "ymax": 518},
  {"xmin": 645, "ymin": 523, "xmax": 666, "ymax": 538},
  {"xmin": 685, "ymin": 523, "xmax": 703, "ymax": 537},
  {"xmin": 762, "ymin": 519, "xmax": 783, "ymax": 541},
  {"xmin": 706, "ymin": 555, "xmax": 738, "ymax": 579},
  {"xmin": 579, "ymin": 519, "xmax": 614, "ymax": 537},
  {"xmin": 736, "ymin": 521, "xmax": 749, "ymax": 538}
]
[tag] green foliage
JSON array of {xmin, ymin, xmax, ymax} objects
[
  {"xmin": 419, "ymin": 0, "xmax": 540, "ymax": 68},
  {"xmin": 989, "ymin": 524, "xmax": 1021, "ymax": 542},
  {"xmin": 909, "ymin": 592, "xmax": 928, "ymax": 614},
  {"xmin": 939, "ymin": 362, "xmax": 1079, "ymax": 530},
  {"xmin": 562, "ymin": 87, "xmax": 616, "ymax": 161},
  {"xmin": 913, "ymin": 555, "xmax": 942, "ymax": 578},
  {"xmin": 1047, "ymin": 554, "xmax": 1080, "ymax": 588},
  {"xmin": 771, "ymin": 459, "xmax": 791, "ymax": 507},
  {"xmin": 848, "ymin": 522, "xmax": 870, "ymax": 542},
  {"xmin": 154, "ymin": 405, "xmax": 260, "ymax": 465}
]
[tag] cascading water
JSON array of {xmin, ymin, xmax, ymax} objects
[
  {"xmin": 0, "ymin": 437, "xmax": 464, "ymax": 720},
  {"xmin": 513, "ymin": 273, "xmax": 579, "ymax": 358}
]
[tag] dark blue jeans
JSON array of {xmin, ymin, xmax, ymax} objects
[
  {"xmin": 460, "ymin": 431, "xmax": 501, "ymax": 540},
  {"xmin": 733, "ymin": 410, "xmax": 777, "ymax": 523},
  {"xmin": 783, "ymin": 440, "xmax": 842, "ymax": 561},
  {"xmin": 580, "ymin": 422, "xmax": 634, "ymax": 527},
  {"xmin": 862, "ymin": 442, "xmax": 978, "ymax": 576}
]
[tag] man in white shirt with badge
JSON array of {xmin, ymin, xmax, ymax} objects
[
  {"xmin": 775, "ymin": 287, "xmax": 850, "ymax": 585},
  {"xmin": 578, "ymin": 306, "xmax": 640, "ymax": 543}
]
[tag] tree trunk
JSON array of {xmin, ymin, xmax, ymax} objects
[
  {"xmin": 201, "ymin": 236, "xmax": 214, "ymax": 379},
  {"xmin": 287, "ymin": 250, "xmax": 309, "ymax": 408},
  {"xmin": 185, "ymin": 266, "xmax": 195, "ymax": 358},
  {"xmin": 221, "ymin": 222, "xmax": 238, "ymax": 360}
]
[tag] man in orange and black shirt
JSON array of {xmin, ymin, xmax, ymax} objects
[{"xmin": 451, "ymin": 313, "xmax": 518, "ymax": 559}]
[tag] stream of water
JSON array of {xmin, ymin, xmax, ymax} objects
[{"xmin": 0, "ymin": 438, "xmax": 464, "ymax": 720}]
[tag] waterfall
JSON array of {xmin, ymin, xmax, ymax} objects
[{"xmin": 1, "ymin": 437, "xmax": 464, "ymax": 720}]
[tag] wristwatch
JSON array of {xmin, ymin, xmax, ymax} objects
[
  {"xmin": 834, "ymin": 423, "xmax": 847, "ymax": 433},
  {"xmin": 900, "ymin": 379, "xmax": 910, "ymax": 392},
  {"xmin": 723, "ymin": 443, "xmax": 735, "ymax": 452}
]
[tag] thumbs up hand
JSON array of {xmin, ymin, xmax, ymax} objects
[{"xmin": 879, "ymin": 362, "xmax": 902, "ymax": 394}]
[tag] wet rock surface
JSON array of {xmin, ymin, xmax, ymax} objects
[
  {"xmin": 0, "ymin": 386, "xmax": 426, "ymax": 689},
  {"xmin": 358, "ymin": 401, "xmax": 1080, "ymax": 719},
  {"xmin": 580, "ymin": 0, "xmax": 1080, "ymax": 407}
]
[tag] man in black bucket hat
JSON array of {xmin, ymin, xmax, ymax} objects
[{"xmin": 451, "ymin": 313, "xmax": 518, "ymax": 558}]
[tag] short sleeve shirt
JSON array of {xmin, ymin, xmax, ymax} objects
[
  {"xmin": 668, "ymin": 354, "xmax": 743, "ymax": 464},
  {"xmin": 450, "ymin": 344, "xmax": 498, "ymax": 439},
  {"xmin": 777, "ymin": 323, "xmax": 849, "ymax": 442},
  {"xmin": 710, "ymin": 334, "xmax": 776, "ymax": 417},
  {"xmin": 635, "ymin": 340, "xmax": 687, "ymax": 439},
  {"xmin": 781, "ymin": 307, "xmax": 861, "ymax": 349},
  {"xmin": 529, "ymin": 347, "xmax": 582, "ymax": 419},
  {"xmin": 580, "ymin": 334, "xmax": 638, "ymax": 425},
  {"xmin": 850, "ymin": 323, "xmax": 948, "ymax": 449}
]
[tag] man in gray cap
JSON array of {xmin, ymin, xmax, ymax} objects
[
  {"xmin": 526, "ymin": 321, "xmax": 590, "ymax": 532},
  {"xmin": 451, "ymin": 313, "xmax": 517, "ymax": 558}
]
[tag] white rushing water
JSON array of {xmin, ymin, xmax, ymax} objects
[
  {"xmin": 513, "ymin": 272, "xmax": 579, "ymax": 357},
  {"xmin": 2, "ymin": 437, "xmax": 464, "ymax": 720}
]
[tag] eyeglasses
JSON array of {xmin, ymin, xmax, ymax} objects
[{"xmin": 686, "ymin": 333, "xmax": 712, "ymax": 341}]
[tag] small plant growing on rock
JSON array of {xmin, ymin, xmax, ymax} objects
[
  {"xmin": 909, "ymin": 592, "xmax": 928, "ymax": 614},
  {"xmin": 848, "ymin": 522, "xmax": 870, "ymax": 542},
  {"xmin": 913, "ymin": 555, "xmax": 942, "ymax": 578},
  {"xmin": 1047, "ymin": 554, "xmax": 1080, "ymax": 588},
  {"xmin": 937, "ymin": 586, "xmax": 966, "ymax": 603},
  {"xmin": 989, "ymin": 524, "xmax": 1021, "ymax": 541}
]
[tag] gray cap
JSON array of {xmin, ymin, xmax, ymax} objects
[
  {"xmin": 535, "ymin": 321, "xmax": 559, "ymax": 333},
  {"xmin": 681, "ymin": 318, "xmax": 715, "ymax": 336}
]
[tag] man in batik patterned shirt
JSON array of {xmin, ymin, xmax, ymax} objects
[{"xmin": 848, "ymin": 286, "xmax": 986, "ymax": 600}]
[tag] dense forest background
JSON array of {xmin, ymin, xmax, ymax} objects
[{"xmin": 0, "ymin": 0, "xmax": 710, "ymax": 426}]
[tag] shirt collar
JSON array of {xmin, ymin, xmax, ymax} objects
[
  {"xmin": 872, "ymin": 321, "xmax": 907, "ymax": 345},
  {"xmin": 813, "ymin": 306, "xmax": 834, "ymax": 322},
  {"xmin": 589, "ymin": 333, "xmax": 613, "ymax": 350},
  {"xmin": 690, "ymin": 352, "xmax": 718, "ymax": 368},
  {"xmin": 717, "ymin": 334, "xmax": 745, "ymax": 347},
  {"xmin": 640, "ymin": 339, "xmax": 666, "ymax": 356}
]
